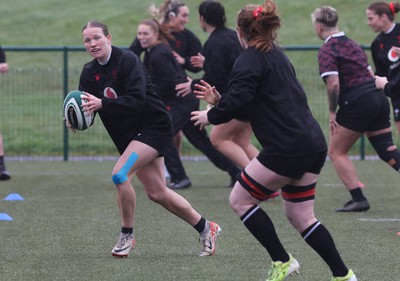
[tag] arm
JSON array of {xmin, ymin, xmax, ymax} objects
[
  {"xmin": 371, "ymin": 41, "xmax": 387, "ymax": 77},
  {"xmin": 151, "ymin": 48, "xmax": 186, "ymax": 99},
  {"xmin": 192, "ymin": 53, "xmax": 254, "ymax": 126},
  {"xmin": 180, "ymin": 30, "xmax": 203, "ymax": 73},
  {"xmin": 80, "ymin": 52, "xmax": 148, "ymax": 115},
  {"xmin": 324, "ymin": 75, "xmax": 340, "ymax": 135},
  {"xmin": 376, "ymin": 73, "xmax": 400, "ymax": 98}
]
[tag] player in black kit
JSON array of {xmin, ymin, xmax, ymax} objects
[
  {"xmin": 130, "ymin": 0, "xmax": 240, "ymax": 189},
  {"xmin": 191, "ymin": 2, "xmax": 357, "ymax": 280},
  {"xmin": 367, "ymin": 1, "xmax": 400, "ymax": 133},
  {"xmin": 176, "ymin": 0, "xmax": 265, "ymax": 194},
  {"xmin": 314, "ymin": 5, "xmax": 400, "ymax": 214},
  {"xmin": 67, "ymin": 20, "xmax": 221, "ymax": 258}
]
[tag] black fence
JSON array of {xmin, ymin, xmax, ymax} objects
[{"xmin": 0, "ymin": 46, "xmax": 388, "ymax": 161}]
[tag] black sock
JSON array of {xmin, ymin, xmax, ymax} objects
[
  {"xmin": 302, "ymin": 222, "xmax": 348, "ymax": 277},
  {"xmin": 241, "ymin": 205, "xmax": 289, "ymax": 262},
  {"xmin": 121, "ymin": 227, "xmax": 133, "ymax": 234},
  {"xmin": 194, "ymin": 217, "xmax": 206, "ymax": 234},
  {"xmin": 350, "ymin": 187, "xmax": 366, "ymax": 202}
]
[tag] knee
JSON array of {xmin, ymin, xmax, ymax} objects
[
  {"xmin": 369, "ymin": 133, "xmax": 399, "ymax": 163},
  {"xmin": 229, "ymin": 192, "xmax": 240, "ymax": 213},
  {"xmin": 285, "ymin": 209, "xmax": 317, "ymax": 233},
  {"xmin": 327, "ymin": 147, "xmax": 339, "ymax": 160},
  {"xmin": 112, "ymin": 170, "xmax": 128, "ymax": 185},
  {"xmin": 146, "ymin": 190, "xmax": 164, "ymax": 203},
  {"xmin": 210, "ymin": 134, "xmax": 220, "ymax": 148},
  {"xmin": 229, "ymin": 186, "xmax": 249, "ymax": 215},
  {"xmin": 112, "ymin": 152, "xmax": 139, "ymax": 185}
]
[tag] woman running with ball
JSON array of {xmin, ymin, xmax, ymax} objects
[{"xmin": 65, "ymin": 20, "xmax": 221, "ymax": 258}]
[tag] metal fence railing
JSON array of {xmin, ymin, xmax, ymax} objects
[{"xmin": 0, "ymin": 46, "xmax": 394, "ymax": 161}]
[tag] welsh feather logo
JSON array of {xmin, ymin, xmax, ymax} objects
[
  {"xmin": 103, "ymin": 87, "xmax": 118, "ymax": 99},
  {"xmin": 388, "ymin": 47, "xmax": 400, "ymax": 62}
]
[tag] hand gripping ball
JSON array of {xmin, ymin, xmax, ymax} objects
[{"xmin": 63, "ymin": 90, "xmax": 94, "ymax": 131}]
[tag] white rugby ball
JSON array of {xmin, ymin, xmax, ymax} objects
[{"xmin": 63, "ymin": 90, "xmax": 94, "ymax": 131}]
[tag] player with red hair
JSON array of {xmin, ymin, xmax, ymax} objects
[{"xmin": 191, "ymin": 1, "xmax": 357, "ymax": 280}]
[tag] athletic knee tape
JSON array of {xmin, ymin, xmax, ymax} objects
[
  {"xmin": 369, "ymin": 133, "xmax": 400, "ymax": 170},
  {"xmin": 281, "ymin": 182, "xmax": 316, "ymax": 202},
  {"xmin": 112, "ymin": 152, "xmax": 139, "ymax": 185},
  {"xmin": 238, "ymin": 170, "xmax": 276, "ymax": 201}
]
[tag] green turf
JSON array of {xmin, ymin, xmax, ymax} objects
[
  {"xmin": 1, "ymin": 0, "xmax": 397, "ymax": 158},
  {"xmin": 0, "ymin": 0, "xmax": 379, "ymax": 70},
  {"xmin": 0, "ymin": 160, "xmax": 399, "ymax": 280}
]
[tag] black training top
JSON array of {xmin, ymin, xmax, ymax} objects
[
  {"xmin": 168, "ymin": 29, "xmax": 202, "ymax": 73},
  {"xmin": 129, "ymin": 28, "xmax": 202, "ymax": 74},
  {"xmin": 371, "ymin": 23, "xmax": 400, "ymax": 80},
  {"xmin": 142, "ymin": 43, "xmax": 194, "ymax": 104},
  {"xmin": 191, "ymin": 27, "xmax": 242, "ymax": 94},
  {"xmin": 79, "ymin": 46, "xmax": 171, "ymax": 153},
  {"xmin": 207, "ymin": 46, "xmax": 327, "ymax": 157}
]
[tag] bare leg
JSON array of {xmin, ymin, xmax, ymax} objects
[
  {"xmin": 0, "ymin": 133, "xmax": 4, "ymax": 156},
  {"xmin": 328, "ymin": 126, "xmax": 361, "ymax": 190},
  {"xmin": 231, "ymin": 121, "xmax": 259, "ymax": 160},
  {"xmin": 137, "ymin": 156, "xmax": 201, "ymax": 226},
  {"xmin": 210, "ymin": 120, "xmax": 258, "ymax": 168}
]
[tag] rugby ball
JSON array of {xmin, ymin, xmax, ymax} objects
[{"xmin": 63, "ymin": 90, "xmax": 94, "ymax": 131}]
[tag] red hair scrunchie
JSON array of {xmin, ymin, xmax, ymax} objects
[
  {"xmin": 390, "ymin": 2, "xmax": 396, "ymax": 15},
  {"xmin": 252, "ymin": 6, "xmax": 264, "ymax": 19}
]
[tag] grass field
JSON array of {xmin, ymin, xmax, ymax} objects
[
  {"xmin": 0, "ymin": 160, "xmax": 399, "ymax": 281},
  {"xmin": 0, "ymin": 1, "xmax": 399, "ymax": 279},
  {"xmin": 0, "ymin": 0, "xmax": 379, "ymax": 68},
  {"xmin": 1, "ymin": 0, "xmax": 397, "ymax": 158}
]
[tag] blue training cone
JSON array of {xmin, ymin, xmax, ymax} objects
[
  {"xmin": 4, "ymin": 193, "xmax": 24, "ymax": 201},
  {"xmin": 0, "ymin": 213, "xmax": 13, "ymax": 221}
]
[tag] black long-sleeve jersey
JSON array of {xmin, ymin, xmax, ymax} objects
[
  {"xmin": 371, "ymin": 23, "xmax": 400, "ymax": 80},
  {"xmin": 79, "ymin": 46, "xmax": 172, "ymax": 153},
  {"xmin": 191, "ymin": 27, "xmax": 242, "ymax": 94},
  {"xmin": 129, "ymin": 28, "xmax": 202, "ymax": 74},
  {"xmin": 384, "ymin": 74, "xmax": 400, "ymax": 98},
  {"xmin": 207, "ymin": 46, "xmax": 327, "ymax": 158},
  {"xmin": 0, "ymin": 46, "xmax": 5, "ymax": 63},
  {"xmin": 142, "ymin": 43, "xmax": 194, "ymax": 104}
]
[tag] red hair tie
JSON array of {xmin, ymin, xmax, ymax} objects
[
  {"xmin": 252, "ymin": 6, "xmax": 263, "ymax": 19},
  {"xmin": 390, "ymin": 2, "xmax": 396, "ymax": 15}
]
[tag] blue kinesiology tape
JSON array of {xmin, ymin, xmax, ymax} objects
[{"xmin": 112, "ymin": 152, "xmax": 139, "ymax": 184}]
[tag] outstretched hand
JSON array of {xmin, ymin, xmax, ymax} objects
[
  {"xmin": 191, "ymin": 109, "xmax": 210, "ymax": 131},
  {"xmin": 193, "ymin": 80, "xmax": 221, "ymax": 105}
]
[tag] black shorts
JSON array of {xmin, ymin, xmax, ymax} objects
[
  {"xmin": 390, "ymin": 97, "xmax": 400, "ymax": 122},
  {"xmin": 133, "ymin": 126, "xmax": 173, "ymax": 156},
  {"xmin": 337, "ymin": 90, "xmax": 390, "ymax": 133},
  {"xmin": 114, "ymin": 114, "xmax": 173, "ymax": 155},
  {"xmin": 257, "ymin": 150, "xmax": 327, "ymax": 179}
]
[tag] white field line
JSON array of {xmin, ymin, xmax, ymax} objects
[{"xmin": 358, "ymin": 218, "xmax": 400, "ymax": 222}]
